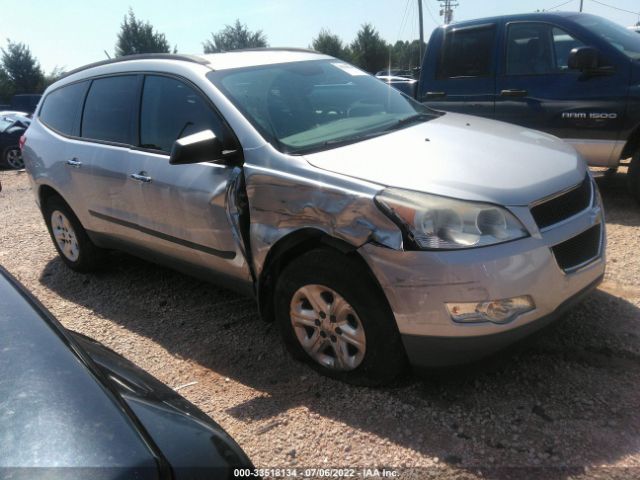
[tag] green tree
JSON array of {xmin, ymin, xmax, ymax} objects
[
  {"xmin": 390, "ymin": 39, "xmax": 427, "ymax": 73},
  {"xmin": 349, "ymin": 24, "xmax": 390, "ymax": 73},
  {"xmin": 311, "ymin": 29, "xmax": 350, "ymax": 61},
  {"xmin": 0, "ymin": 67, "xmax": 13, "ymax": 102},
  {"xmin": 203, "ymin": 19, "xmax": 267, "ymax": 53},
  {"xmin": 39, "ymin": 66, "xmax": 66, "ymax": 91},
  {"xmin": 1, "ymin": 40, "xmax": 44, "ymax": 94},
  {"xmin": 115, "ymin": 9, "xmax": 172, "ymax": 57}
]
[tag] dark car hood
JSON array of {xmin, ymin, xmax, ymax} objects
[
  {"xmin": 71, "ymin": 332, "xmax": 254, "ymax": 478},
  {"xmin": 0, "ymin": 271, "xmax": 159, "ymax": 480}
]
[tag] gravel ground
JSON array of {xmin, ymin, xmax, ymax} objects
[{"xmin": 1, "ymin": 168, "xmax": 639, "ymax": 479}]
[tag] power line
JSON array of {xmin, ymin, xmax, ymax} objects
[
  {"xmin": 543, "ymin": 0, "xmax": 575, "ymax": 11},
  {"xmin": 424, "ymin": 0, "xmax": 440, "ymax": 25},
  {"xmin": 588, "ymin": 0, "xmax": 640, "ymax": 16},
  {"xmin": 396, "ymin": 0, "xmax": 412, "ymax": 43}
]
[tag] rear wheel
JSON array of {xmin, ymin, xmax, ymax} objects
[
  {"xmin": 43, "ymin": 196, "xmax": 105, "ymax": 272},
  {"xmin": 3, "ymin": 147, "xmax": 23, "ymax": 170},
  {"xmin": 274, "ymin": 248, "xmax": 406, "ymax": 386},
  {"xmin": 628, "ymin": 150, "xmax": 640, "ymax": 204}
]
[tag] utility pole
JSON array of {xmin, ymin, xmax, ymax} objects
[
  {"xmin": 579, "ymin": 0, "xmax": 583, "ymax": 12},
  {"xmin": 418, "ymin": 0, "xmax": 424, "ymax": 65},
  {"xmin": 437, "ymin": 0, "xmax": 459, "ymax": 25}
]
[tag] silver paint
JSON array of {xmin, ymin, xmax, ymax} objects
[{"xmin": 24, "ymin": 51, "xmax": 606, "ymax": 354}]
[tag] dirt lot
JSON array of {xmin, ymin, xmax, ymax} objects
[{"xmin": 1, "ymin": 169, "xmax": 639, "ymax": 479}]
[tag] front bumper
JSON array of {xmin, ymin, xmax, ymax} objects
[{"xmin": 358, "ymin": 201, "xmax": 605, "ymax": 368}]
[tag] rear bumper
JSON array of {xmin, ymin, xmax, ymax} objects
[{"xmin": 400, "ymin": 274, "xmax": 602, "ymax": 368}]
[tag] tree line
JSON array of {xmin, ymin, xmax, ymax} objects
[{"xmin": 0, "ymin": 8, "xmax": 425, "ymax": 103}]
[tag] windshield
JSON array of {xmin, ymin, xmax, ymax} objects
[
  {"xmin": 208, "ymin": 60, "xmax": 437, "ymax": 154},
  {"xmin": 574, "ymin": 15, "xmax": 640, "ymax": 60}
]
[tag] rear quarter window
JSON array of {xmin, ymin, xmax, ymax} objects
[{"xmin": 39, "ymin": 82, "xmax": 88, "ymax": 136}]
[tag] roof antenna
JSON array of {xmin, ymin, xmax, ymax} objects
[{"xmin": 104, "ymin": 50, "xmax": 112, "ymax": 59}]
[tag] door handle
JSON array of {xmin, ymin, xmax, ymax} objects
[
  {"xmin": 500, "ymin": 89, "xmax": 528, "ymax": 97},
  {"xmin": 425, "ymin": 91, "xmax": 447, "ymax": 98},
  {"xmin": 130, "ymin": 172, "xmax": 152, "ymax": 183},
  {"xmin": 66, "ymin": 158, "xmax": 82, "ymax": 168}
]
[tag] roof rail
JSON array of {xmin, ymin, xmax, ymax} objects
[
  {"xmin": 217, "ymin": 47, "xmax": 321, "ymax": 54},
  {"xmin": 59, "ymin": 53, "xmax": 209, "ymax": 80}
]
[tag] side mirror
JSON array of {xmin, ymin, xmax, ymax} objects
[
  {"xmin": 568, "ymin": 46, "xmax": 599, "ymax": 72},
  {"xmin": 169, "ymin": 129, "xmax": 224, "ymax": 165}
]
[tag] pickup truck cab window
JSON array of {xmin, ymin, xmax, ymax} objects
[
  {"xmin": 506, "ymin": 23, "xmax": 585, "ymax": 75},
  {"xmin": 438, "ymin": 25, "xmax": 496, "ymax": 78}
]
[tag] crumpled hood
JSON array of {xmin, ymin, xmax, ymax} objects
[{"xmin": 304, "ymin": 112, "xmax": 587, "ymax": 206}]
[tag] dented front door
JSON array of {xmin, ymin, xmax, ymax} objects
[{"xmin": 129, "ymin": 149, "xmax": 253, "ymax": 292}]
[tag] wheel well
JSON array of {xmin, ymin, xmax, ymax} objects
[
  {"xmin": 257, "ymin": 229, "xmax": 388, "ymax": 323},
  {"xmin": 39, "ymin": 184, "xmax": 63, "ymax": 208},
  {"xmin": 621, "ymin": 125, "xmax": 640, "ymax": 160}
]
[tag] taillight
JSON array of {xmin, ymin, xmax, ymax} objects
[{"xmin": 19, "ymin": 135, "xmax": 26, "ymax": 150}]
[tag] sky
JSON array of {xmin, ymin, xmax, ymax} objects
[{"xmin": 1, "ymin": 0, "xmax": 639, "ymax": 73}]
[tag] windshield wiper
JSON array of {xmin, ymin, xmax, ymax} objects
[
  {"xmin": 386, "ymin": 113, "xmax": 434, "ymax": 130},
  {"xmin": 322, "ymin": 130, "xmax": 387, "ymax": 147}
]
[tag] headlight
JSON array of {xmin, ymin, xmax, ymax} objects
[{"xmin": 375, "ymin": 188, "xmax": 528, "ymax": 250}]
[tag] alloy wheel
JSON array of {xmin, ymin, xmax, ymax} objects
[
  {"xmin": 51, "ymin": 210, "xmax": 80, "ymax": 262},
  {"xmin": 290, "ymin": 284, "xmax": 366, "ymax": 371},
  {"xmin": 5, "ymin": 148, "xmax": 24, "ymax": 170}
]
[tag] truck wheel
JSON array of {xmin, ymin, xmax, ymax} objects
[
  {"xmin": 628, "ymin": 151, "xmax": 640, "ymax": 204},
  {"xmin": 274, "ymin": 248, "xmax": 407, "ymax": 386},
  {"xmin": 43, "ymin": 196, "xmax": 106, "ymax": 272}
]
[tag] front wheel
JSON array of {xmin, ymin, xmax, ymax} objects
[
  {"xmin": 274, "ymin": 248, "xmax": 407, "ymax": 386},
  {"xmin": 628, "ymin": 151, "xmax": 640, "ymax": 204},
  {"xmin": 3, "ymin": 147, "xmax": 24, "ymax": 170}
]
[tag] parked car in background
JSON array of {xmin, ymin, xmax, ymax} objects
[
  {"xmin": 23, "ymin": 50, "xmax": 604, "ymax": 384},
  {"xmin": 9, "ymin": 93, "xmax": 42, "ymax": 114},
  {"xmin": 0, "ymin": 266, "xmax": 254, "ymax": 479},
  {"xmin": 1, "ymin": 112, "xmax": 30, "ymax": 169},
  {"xmin": 386, "ymin": 12, "xmax": 640, "ymax": 202},
  {"xmin": 376, "ymin": 74, "xmax": 418, "ymax": 97},
  {"xmin": 375, "ymin": 68, "xmax": 413, "ymax": 78}
]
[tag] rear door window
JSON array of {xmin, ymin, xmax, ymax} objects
[
  {"xmin": 139, "ymin": 75, "xmax": 224, "ymax": 153},
  {"xmin": 81, "ymin": 75, "xmax": 138, "ymax": 144},
  {"xmin": 39, "ymin": 82, "xmax": 88, "ymax": 135},
  {"xmin": 438, "ymin": 26, "xmax": 496, "ymax": 78}
]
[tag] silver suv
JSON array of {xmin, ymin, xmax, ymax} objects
[{"xmin": 23, "ymin": 50, "xmax": 605, "ymax": 385}]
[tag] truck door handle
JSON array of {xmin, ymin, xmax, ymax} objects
[
  {"xmin": 130, "ymin": 172, "xmax": 152, "ymax": 183},
  {"xmin": 500, "ymin": 89, "xmax": 528, "ymax": 97},
  {"xmin": 425, "ymin": 91, "xmax": 446, "ymax": 98},
  {"xmin": 66, "ymin": 158, "xmax": 82, "ymax": 168}
]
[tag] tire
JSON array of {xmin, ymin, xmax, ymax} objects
[
  {"xmin": 274, "ymin": 248, "xmax": 407, "ymax": 386},
  {"xmin": 3, "ymin": 147, "xmax": 24, "ymax": 170},
  {"xmin": 628, "ymin": 150, "xmax": 640, "ymax": 204},
  {"xmin": 42, "ymin": 195, "xmax": 105, "ymax": 272}
]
